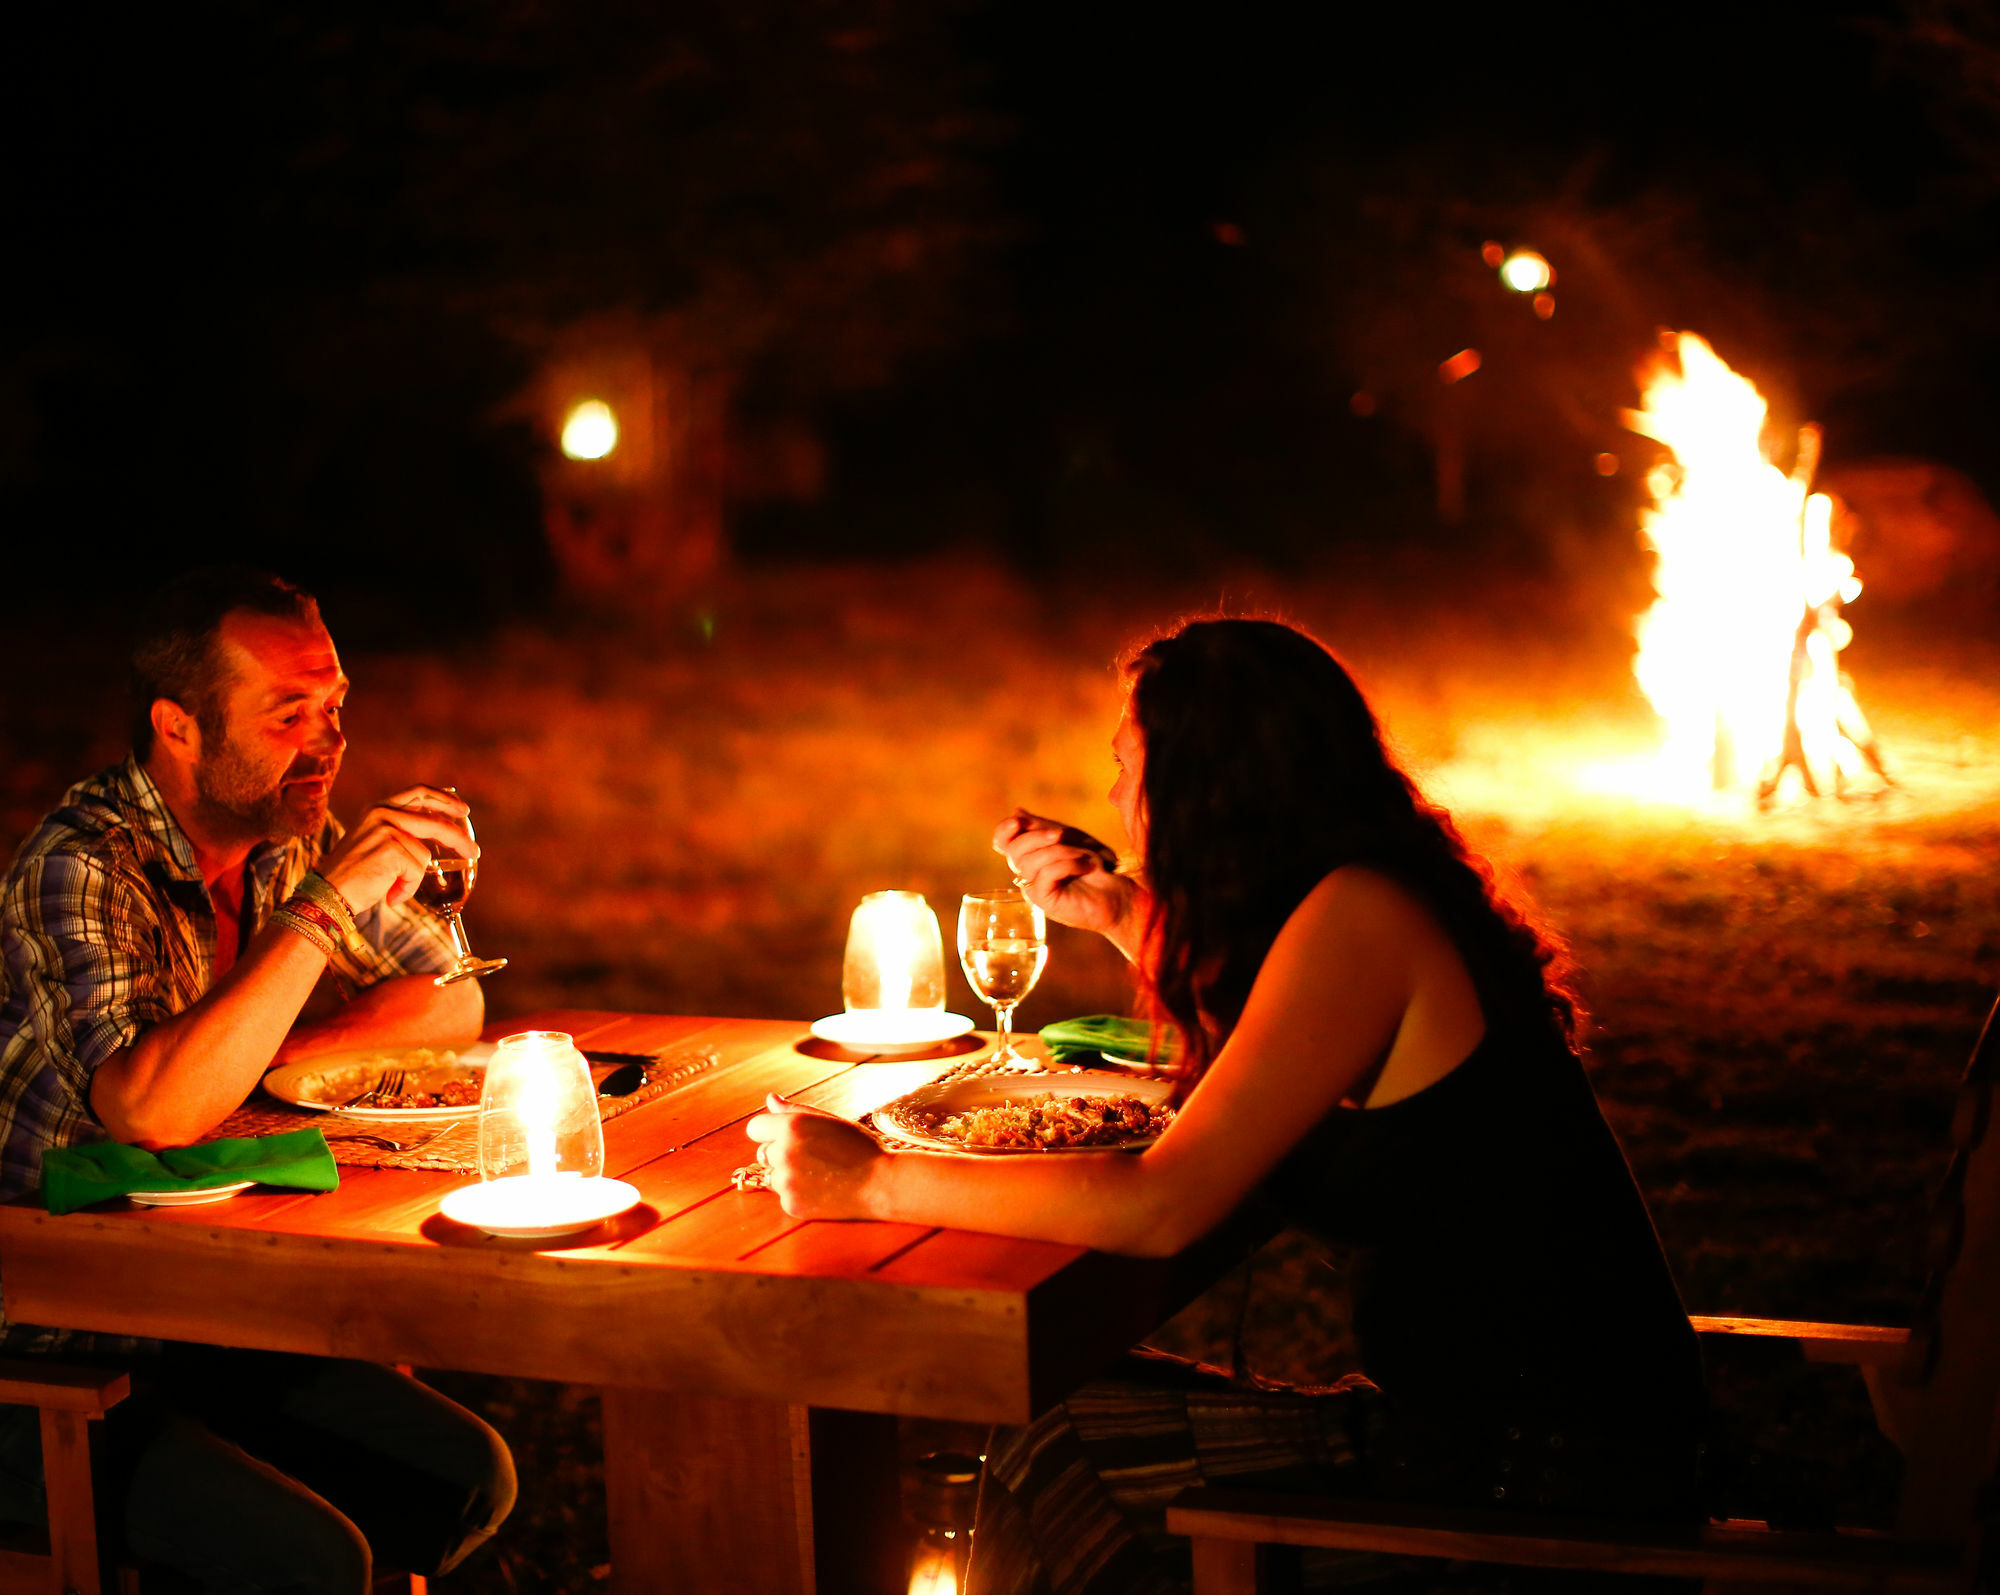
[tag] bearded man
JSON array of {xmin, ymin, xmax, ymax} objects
[{"xmin": 0, "ymin": 567, "xmax": 515, "ymax": 1594}]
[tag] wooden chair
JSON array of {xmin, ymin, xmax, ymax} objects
[
  {"xmin": 0, "ymin": 1359, "xmax": 135, "ymax": 1595},
  {"xmin": 1168, "ymin": 994, "xmax": 2000, "ymax": 1593}
]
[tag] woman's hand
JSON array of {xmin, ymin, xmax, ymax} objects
[
  {"xmin": 744, "ymin": 1095, "xmax": 885, "ymax": 1220},
  {"xmin": 994, "ymin": 809, "xmax": 1149, "ymax": 959}
]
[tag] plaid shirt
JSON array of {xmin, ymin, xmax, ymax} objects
[{"xmin": 0, "ymin": 756, "xmax": 454, "ymax": 1350}]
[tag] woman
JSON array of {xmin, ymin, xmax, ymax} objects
[{"xmin": 749, "ymin": 617, "xmax": 1705, "ymax": 1591}]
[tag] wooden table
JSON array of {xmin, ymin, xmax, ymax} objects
[{"xmin": 0, "ymin": 1012, "xmax": 1239, "ymax": 1595}]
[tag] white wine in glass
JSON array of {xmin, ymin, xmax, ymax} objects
[{"xmin": 958, "ymin": 889, "xmax": 1048, "ymax": 1068}]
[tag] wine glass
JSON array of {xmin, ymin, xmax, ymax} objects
[
  {"xmin": 415, "ymin": 794, "xmax": 509, "ymax": 986},
  {"xmin": 958, "ymin": 889, "xmax": 1048, "ymax": 1069}
]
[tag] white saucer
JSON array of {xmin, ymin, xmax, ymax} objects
[
  {"xmin": 129, "ymin": 1180, "xmax": 256, "ymax": 1207},
  {"xmin": 809, "ymin": 1010, "xmax": 975, "ymax": 1054},
  {"xmin": 439, "ymin": 1175, "xmax": 641, "ymax": 1240}
]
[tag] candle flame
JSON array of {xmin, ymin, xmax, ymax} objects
[
  {"xmin": 518, "ymin": 1066, "xmax": 561, "ymax": 1179},
  {"xmin": 844, "ymin": 891, "xmax": 945, "ymax": 1014}
]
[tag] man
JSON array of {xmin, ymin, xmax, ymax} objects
[{"xmin": 0, "ymin": 567, "xmax": 515, "ymax": 1594}]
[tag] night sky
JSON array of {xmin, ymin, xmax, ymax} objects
[{"xmin": 6, "ymin": 1, "xmax": 1994, "ymax": 626}]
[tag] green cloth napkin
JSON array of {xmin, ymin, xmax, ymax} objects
[
  {"xmin": 40, "ymin": 1128, "xmax": 339, "ymax": 1215},
  {"xmin": 1039, "ymin": 1015, "xmax": 1159, "ymax": 1067}
]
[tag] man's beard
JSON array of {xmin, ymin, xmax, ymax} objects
[{"xmin": 194, "ymin": 735, "xmax": 337, "ymax": 843}]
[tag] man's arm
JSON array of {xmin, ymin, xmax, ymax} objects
[
  {"xmin": 276, "ymin": 971, "xmax": 481, "ymax": 1066},
  {"xmin": 93, "ymin": 788, "xmax": 477, "ymax": 1148},
  {"xmin": 91, "ymin": 919, "xmax": 344, "ymax": 1148}
]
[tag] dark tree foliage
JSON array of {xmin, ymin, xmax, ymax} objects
[
  {"xmin": 1, "ymin": 1, "xmax": 1002, "ymax": 624},
  {"xmin": 266, "ymin": 2, "xmax": 1005, "ymax": 394}
]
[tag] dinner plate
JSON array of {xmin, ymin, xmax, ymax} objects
[
  {"xmin": 808, "ymin": 1010, "xmax": 975, "ymax": 1054},
  {"xmin": 264, "ymin": 1042, "xmax": 496, "ymax": 1120},
  {"xmin": 876, "ymin": 1069, "xmax": 1177, "ymax": 1153},
  {"xmin": 129, "ymin": 1180, "xmax": 256, "ymax": 1207},
  {"xmin": 439, "ymin": 1175, "xmax": 641, "ymax": 1239}
]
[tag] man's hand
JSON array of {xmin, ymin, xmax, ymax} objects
[
  {"xmin": 316, "ymin": 785, "xmax": 477, "ymax": 912},
  {"xmin": 994, "ymin": 809, "xmax": 1149, "ymax": 959}
]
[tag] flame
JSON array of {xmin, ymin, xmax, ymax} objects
[
  {"xmin": 1621, "ymin": 333, "xmax": 1866, "ymax": 798},
  {"xmin": 908, "ymin": 1549, "xmax": 959, "ymax": 1595},
  {"xmin": 844, "ymin": 890, "xmax": 944, "ymax": 1014},
  {"xmin": 873, "ymin": 913, "xmax": 919, "ymax": 1012}
]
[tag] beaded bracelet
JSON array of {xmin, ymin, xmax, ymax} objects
[
  {"xmin": 269, "ymin": 903, "xmax": 338, "ymax": 961},
  {"xmin": 294, "ymin": 872, "xmax": 359, "ymax": 939},
  {"xmin": 283, "ymin": 897, "xmax": 348, "ymax": 948}
]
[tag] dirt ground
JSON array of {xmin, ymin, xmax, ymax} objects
[{"xmin": 4, "ymin": 557, "xmax": 1995, "ymax": 1588}]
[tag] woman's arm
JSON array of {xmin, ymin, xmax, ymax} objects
[{"xmin": 751, "ymin": 866, "xmax": 1487, "ymax": 1256}]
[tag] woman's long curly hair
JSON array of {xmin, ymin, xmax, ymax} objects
[{"xmin": 1128, "ymin": 617, "xmax": 1578, "ymax": 1091}]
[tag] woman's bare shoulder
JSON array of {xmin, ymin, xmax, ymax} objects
[{"xmin": 1292, "ymin": 863, "xmax": 1439, "ymax": 935}]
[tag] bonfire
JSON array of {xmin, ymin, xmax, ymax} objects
[{"xmin": 1624, "ymin": 333, "xmax": 1889, "ymax": 803}]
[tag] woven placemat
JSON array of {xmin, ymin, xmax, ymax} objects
[{"xmin": 209, "ymin": 1037, "xmax": 729, "ymax": 1174}]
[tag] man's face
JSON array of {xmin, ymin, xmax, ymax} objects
[{"xmin": 192, "ymin": 610, "xmax": 349, "ymax": 843}]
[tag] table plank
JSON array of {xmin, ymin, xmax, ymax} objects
[
  {"xmin": 604, "ymin": 1059, "xmax": 946, "ymax": 1269},
  {"xmin": 566, "ymin": 1013, "xmax": 721, "ymax": 1053},
  {"xmin": 743, "ymin": 1220, "xmax": 938, "ymax": 1277},
  {"xmin": 873, "ymin": 1227, "xmax": 1086, "ymax": 1293},
  {"xmin": 481, "ymin": 1009, "xmax": 631, "ymax": 1045},
  {"xmin": 219, "ymin": 1169, "xmax": 479, "ymax": 1241},
  {"xmin": 600, "ymin": 1045, "xmax": 855, "ymax": 1176}
]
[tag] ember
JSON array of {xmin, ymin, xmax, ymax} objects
[{"xmin": 1623, "ymin": 333, "xmax": 1888, "ymax": 804}]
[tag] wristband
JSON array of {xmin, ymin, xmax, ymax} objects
[
  {"xmin": 284, "ymin": 897, "xmax": 348, "ymax": 947},
  {"xmin": 294, "ymin": 872, "xmax": 359, "ymax": 939},
  {"xmin": 269, "ymin": 904, "xmax": 338, "ymax": 961}
]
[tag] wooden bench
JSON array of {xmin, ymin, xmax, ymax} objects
[
  {"xmin": 0, "ymin": 1359, "xmax": 133, "ymax": 1595},
  {"xmin": 0, "ymin": 1361, "xmax": 428, "ymax": 1595},
  {"xmin": 1169, "ymin": 994, "xmax": 2000, "ymax": 1593}
]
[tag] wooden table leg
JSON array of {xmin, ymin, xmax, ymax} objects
[
  {"xmin": 806, "ymin": 1407, "xmax": 906, "ymax": 1595},
  {"xmin": 601, "ymin": 1389, "xmax": 906, "ymax": 1595}
]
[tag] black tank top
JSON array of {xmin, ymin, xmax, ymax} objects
[{"xmin": 1268, "ymin": 1022, "xmax": 1706, "ymax": 1448}]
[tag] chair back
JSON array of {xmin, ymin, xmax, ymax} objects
[{"xmin": 1893, "ymin": 994, "xmax": 2000, "ymax": 1545}]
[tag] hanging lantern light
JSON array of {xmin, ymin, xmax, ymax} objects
[
  {"xmin": 1499, "ymin": 250, "xmax": 1554, "ymax": 293},
  {"xmin": 561, "ymin": 399, "xmax": 620, "ymax": 460}
]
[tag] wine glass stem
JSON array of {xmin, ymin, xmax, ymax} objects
[
  {"xmin": 993, "ymin": 1002, "xmax": 1016, "ymax": 1060},
  {"xmin": 444, "ymin": 912, "xmax": 474, "ymax": 965}
]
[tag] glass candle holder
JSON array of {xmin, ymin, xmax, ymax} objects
[
  {"xmin": 476, "ymin": 1030, "xmax": 605, "ymax": 1187},
  {"xmin": 906, "ymin": 1451, "xmax": 978, "ymax": 1594},
  {"xmin": 842, "ymin": 891, "xmax": 946, "ymax": 1018}
]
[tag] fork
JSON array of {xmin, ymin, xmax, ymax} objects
[
  {"xmin": 342, "ymin": 1067, "xmax": 407, "ymax": 1110},
  {"xmin": 325, "ymin": 1132, "xmax": 407, "ymax": 1151},
  {"xmin": 325, "ymin": 1123, "xmax": 457, "ymax": 1155}
]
